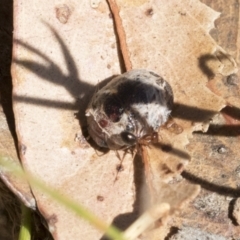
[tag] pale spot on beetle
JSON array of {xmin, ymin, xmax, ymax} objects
[
  {"xmin": 156, "ymin": 78, "xmax": 164, "ymax": 85},
  {"xmin": 55, "ymin": 4, "xmax": 71, "ymax": 24}
]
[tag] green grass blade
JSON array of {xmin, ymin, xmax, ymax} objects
[{"xmin": 18, "ymin": 203, "xmax": 32, "ymax": 240}]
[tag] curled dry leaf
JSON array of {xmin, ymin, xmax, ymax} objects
[{"xmin": 11, "ymin": 0, "xmax": 237, "ymax": 239}]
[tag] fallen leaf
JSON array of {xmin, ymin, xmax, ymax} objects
[
  {"xmin": 165, "ymin": 0, "xmax": 240, "ymax": 237},
  {"xmin": 11, "ymin": 0, "xmax": 237, "ymax": 239},
  {"xmin": 12, "ymin": 1, "xmax": 133, "ymax": 239},
  {"xmin": 107, "ymin": 0, "xmax": 236, "ymax": 237}
]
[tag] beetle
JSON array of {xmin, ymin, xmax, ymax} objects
[{"xmin": 86, "ymin": 69, "xmax": 173, "ymax": 150}]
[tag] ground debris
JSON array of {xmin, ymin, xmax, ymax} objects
[{"xmin": 169, "ymin": 227, "xmax": 227, "ymax": 240}]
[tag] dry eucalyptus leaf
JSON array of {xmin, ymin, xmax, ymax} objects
[
  {"xmin": 12, "ymin": 1, "xmax": 131, "ymax": 239},
  {"xmin": 110, "ymin": 0, "xmax": 236, "ymax": 153},
  {"xmin": 108, "ymin": 0, "xmax": 235, "ymax": 235},
  {"xmin": 11, "ymin": 0, "xmax": 237, "ymax": 239},
  {"xmin": 0, "ymin": 104, "xmax": 35, "ymax": 208}
]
